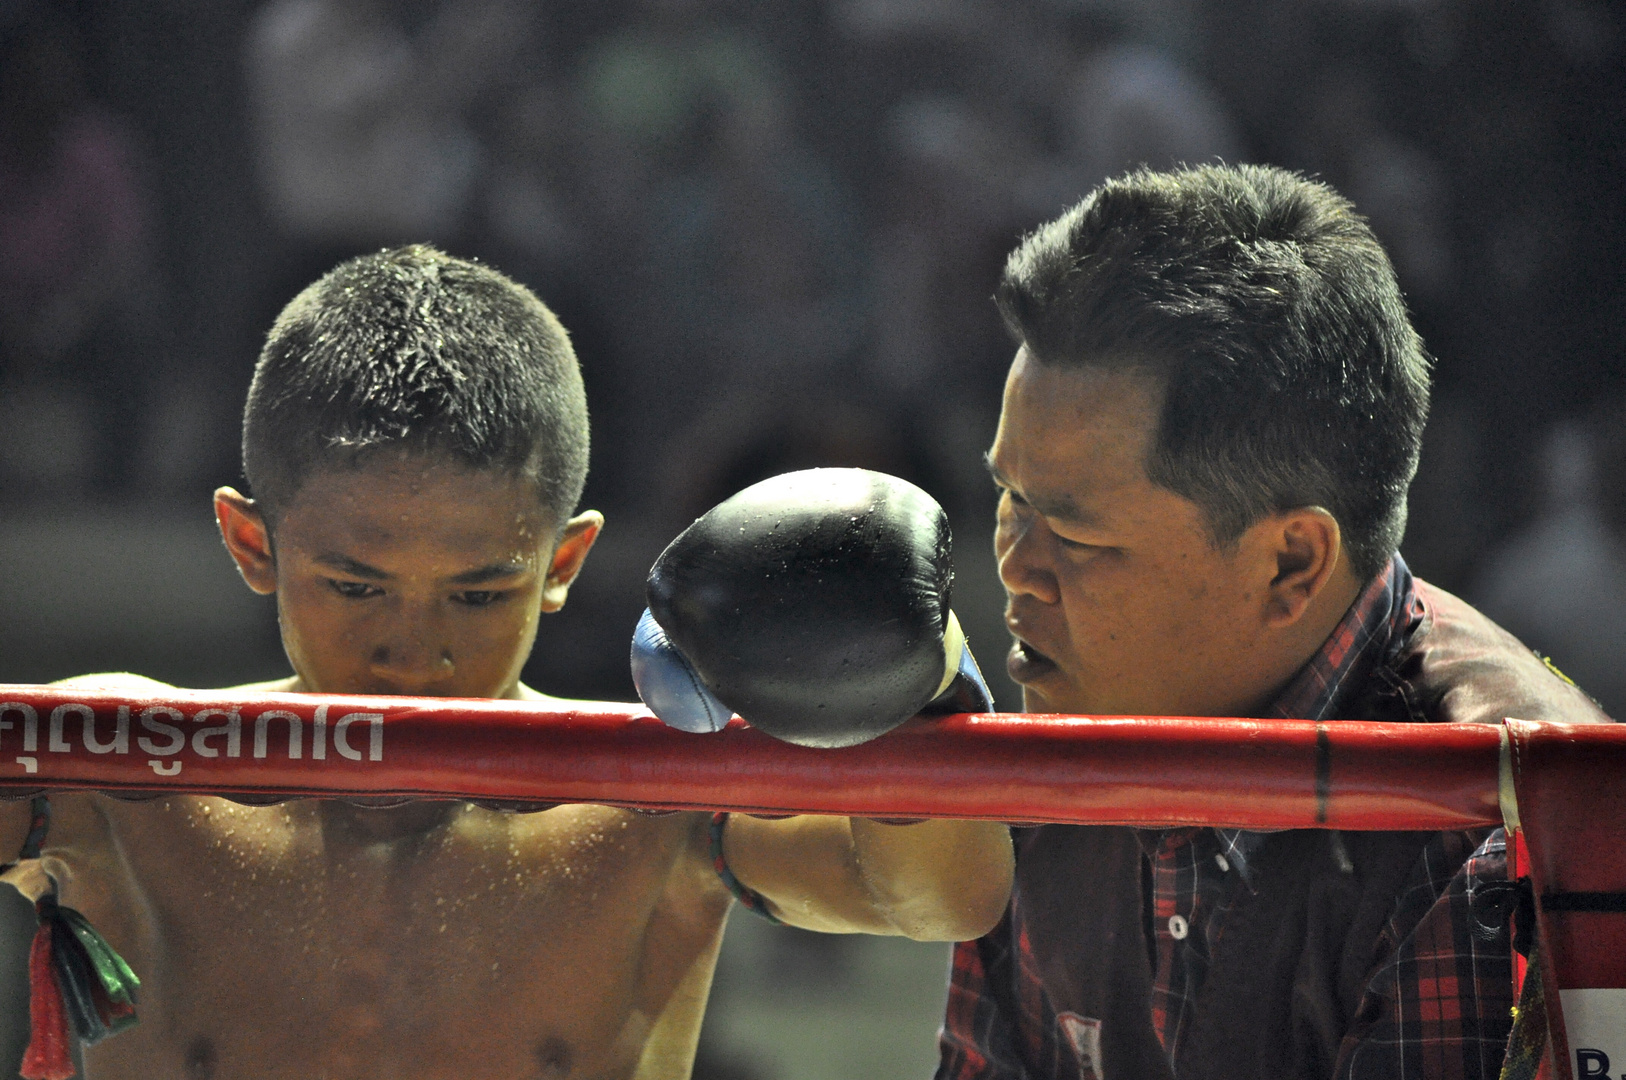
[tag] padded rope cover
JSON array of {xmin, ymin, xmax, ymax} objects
[
  {"xmin": 0, "ymin": 685, "xmax": 1507, "ymax": 829},
  {"xmin": 1505, "ymin": 721, "xmax": 1626, "ymax": 1080}
]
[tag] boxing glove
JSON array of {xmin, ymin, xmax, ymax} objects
[{"xmin": 630, "ymin": 468, "xmax": 993, "ymax": 748}]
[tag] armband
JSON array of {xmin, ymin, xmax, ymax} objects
[{"xmin": 709, "ymin": 813, "xmax": 782, "ymax": 925}]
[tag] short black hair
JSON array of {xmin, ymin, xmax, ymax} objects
[
  {"xmin": 243, "ymin": 246, "xmax": 589, "ymax": 527},
  {"xmin": 997, "ymin": 164, "xmax": 1429, "ymax": 580}
]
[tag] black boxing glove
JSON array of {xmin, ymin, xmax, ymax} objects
[{"xmin": 629, "ymin": 468, "xmax": 993, "ymax": 748}]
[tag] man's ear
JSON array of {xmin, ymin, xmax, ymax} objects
[
  {"xmin": 1259, "ymin": 507, "xmax": 1344, "ymax": 628},
  {"xmin": 215, "ymin": 487, "xmax": 277, "ymax": 596},
  {"xmin": 540, "ymin": 510, "xmax": 604, "ymax": 613}
]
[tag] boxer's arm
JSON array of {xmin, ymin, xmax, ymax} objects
[
  {"xmin": 718, "ymin": 814, "xmax": 1013, "ymax": 941},
  {"xmin": 48, "ymin": 672, "xmax": 174, "ymax": 692},
  {"xmin": 636, "ymin": 471, "xmax": 1015, "ymax": 937}
]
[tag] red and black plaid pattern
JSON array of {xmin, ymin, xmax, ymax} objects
[
  {"xmin": 940, "ymin": 891, "xmax": 1092, "ymax": 1080},
  {"xmin": 1265, "ymin": 557, "xmax": 1421, "ymax": 724},
  {"xmin": 1136, "ymin": 559, "xmax": 1423, "ymax": 1064},
  {"xmin": 1335, "ymin": 830, "xmax": 1513, "ymax": 1079},
  {"xmin": 1142, "ymin": 827, "xmax": 1236, "ymax": 1058},
  {"xmin": 938, "ymin": 556, "xmax": 1514, "ymax": 1079}
]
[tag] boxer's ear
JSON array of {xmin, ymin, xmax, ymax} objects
[
  {"xmin": 215, "ymin": 487, "xmax": 277, "ymax": 595},
  {"xmin": 540, "ymin": 510, "xmax": 603, "ymax": 613},
  {"xmin": 1260, "ymin": 507, "xmax": 1342, "ymax": 627}
]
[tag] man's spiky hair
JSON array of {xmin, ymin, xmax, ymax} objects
[{"xmin": 243, "ymin": 246, "xmax": 589, "ymax": 526}]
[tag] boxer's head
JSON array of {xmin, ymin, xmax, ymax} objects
[
  {"xmin": 989, "ymin": 164, "xmax": 1428, "ymax": 717},
  {"xmin": 215, "ymin": 246, "xmax": 599, "ymax": 698}
]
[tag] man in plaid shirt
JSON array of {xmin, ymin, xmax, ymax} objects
[{"xmin": 943, "ymin": 165, "xmax": 1609, "ymax": 1080}]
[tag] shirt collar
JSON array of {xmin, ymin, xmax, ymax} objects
[
  {"xmin": 1213, "ymin": 555, "xmax": 1421, "ymax": 885},
  {"xmin": 1263, "ymin": 553, "xmax": 1421, "ymax": 723}
]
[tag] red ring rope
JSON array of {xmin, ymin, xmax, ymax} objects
[
  {"xmin": 17, "ymin": 684, "xmax": 1626, "ymax": 1071},
  {"xmin": 0, "ymin": 684, "xmax": 1515, "ymax": 829}
]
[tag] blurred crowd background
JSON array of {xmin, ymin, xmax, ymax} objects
[{"xmin": 1, "ymin": 0, "xmax": 1623, "ymax": 1077}]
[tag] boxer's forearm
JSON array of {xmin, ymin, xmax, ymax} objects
[
  {"xmin": 723, "ymin": 814, "xmax": 1012, "ymax": 941},
  {"xmin": 850, "ymin": 817, "xmax": 1013, "ymax": 939}
]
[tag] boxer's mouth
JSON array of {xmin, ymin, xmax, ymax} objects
[{"xmin": 1007, "ymin": 638, "xmax": 1059, "ymax": 684}]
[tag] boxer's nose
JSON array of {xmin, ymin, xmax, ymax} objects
[{"xmin": 368, "ymin": 608, "xmax": 455, "ymax": 694}]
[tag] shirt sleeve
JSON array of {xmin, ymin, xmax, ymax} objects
[
  {"xmin": 1335, "ymin": 829, "xmax": 1515, "ymax": 1080},
  {"xmin": 937, "ymin": 910, "xmax": 1036, "ymax": 1080}
]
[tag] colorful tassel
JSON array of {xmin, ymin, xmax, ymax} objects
[
  {"xmin": 43, "ymin": 899, "xmax": 139, "ymax": 1044},
  {"xmin": 12, "ymin": 797, "xmax": 141, "ymax": 1080},
  {"xmin": 59, "ymin": 907, "xmax": 138, "ymax": 1035},
  {"xmin": 21, "ymin": 920, "xmax": 73, "ymax": 1080}
]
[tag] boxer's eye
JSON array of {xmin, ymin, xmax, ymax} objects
[
  {"xmin": 454, "ymin": 590, "xmax": 507, "ymax": 608},
  {"xmin": 328, "ymin": 579, "xmax": 382, "ymax": 600}
]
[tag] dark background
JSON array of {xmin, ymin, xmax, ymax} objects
[
  {"xmin": 4, "ymin": 0, "xmax": 1625, "ymax": 713},
  {"xmin": 1, "ymin": 3, "xmax": 1623, "ymax": 1076}
]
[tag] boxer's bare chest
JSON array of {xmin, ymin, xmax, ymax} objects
[{"xmin": 40, "ymin": 795, "xmax": 727, "ymax": 1080}]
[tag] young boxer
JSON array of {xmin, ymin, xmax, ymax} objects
[{"xmin": 0, "ymin": 246, "xmax": 1012, "ymax": 1080}]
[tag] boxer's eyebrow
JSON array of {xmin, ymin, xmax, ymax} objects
[
  {"xmin": 448, "ymin": 563, "xmax": 529, "ymax": 586},
  {"xmin": 315, "ymin": 554, "xmax": 389, "ymax": 580}
]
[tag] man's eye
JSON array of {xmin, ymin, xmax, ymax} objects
[
  {"xmin": 455, "ymin": 590, "xmax": 507, "ymax": 607},
  {"xmin": 329, "ymin": 580, "xmax": 381, "ymax": 599},
  {"xmin": 1055, "ymin": 534, "xmax": 1108, "ymax": 557}
]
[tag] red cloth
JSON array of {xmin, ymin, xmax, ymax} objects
[{"xmin": 21, "ymin": 919, "xmax": 74, "ymax": 1080}]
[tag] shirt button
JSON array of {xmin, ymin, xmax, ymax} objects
[
  {"xmin": 1215, "ymin": 853, "xmax": 1230, "ymax": 872},
  {"xmin": 1168, "ymin": 914, "xmax": 1189, "ymax": 940}
]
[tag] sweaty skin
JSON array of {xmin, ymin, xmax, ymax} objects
[
  {"xmin": 0, "ymin": 459, "xmax": 731, "ymax": 1080},
  {"xmin": 1, "ymin": 455, "xmax": 1010, "ymax": 1080},
  {"xmin": 13, "ymin": 760, "xmax": 729, "ymax": 1080}
]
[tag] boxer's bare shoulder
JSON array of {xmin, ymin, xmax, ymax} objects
[
  {"xmin": 6, "ymin": 676, "xmax": 732, "ymax": 1080},
  {"xmin": 0, "ymin": 672, "xmax": 177, "ymax": 857}
]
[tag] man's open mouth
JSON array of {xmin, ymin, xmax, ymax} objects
[{"xmin": 1006, "ymin": 638, "xmax": 1059, "ymax": 684}]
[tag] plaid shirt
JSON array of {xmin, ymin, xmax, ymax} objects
[{"xmin": 938, "ymin": 556, "xmax": 1515, "ymax": 1080}]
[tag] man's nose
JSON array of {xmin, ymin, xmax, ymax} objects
[
  {"xmin": 368, "ymin": 612, "xmax": 455, "ymax": 692},
  {"xmin": 996, "ymin": 514, "xmax": 1061, "ymax": 605}
]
